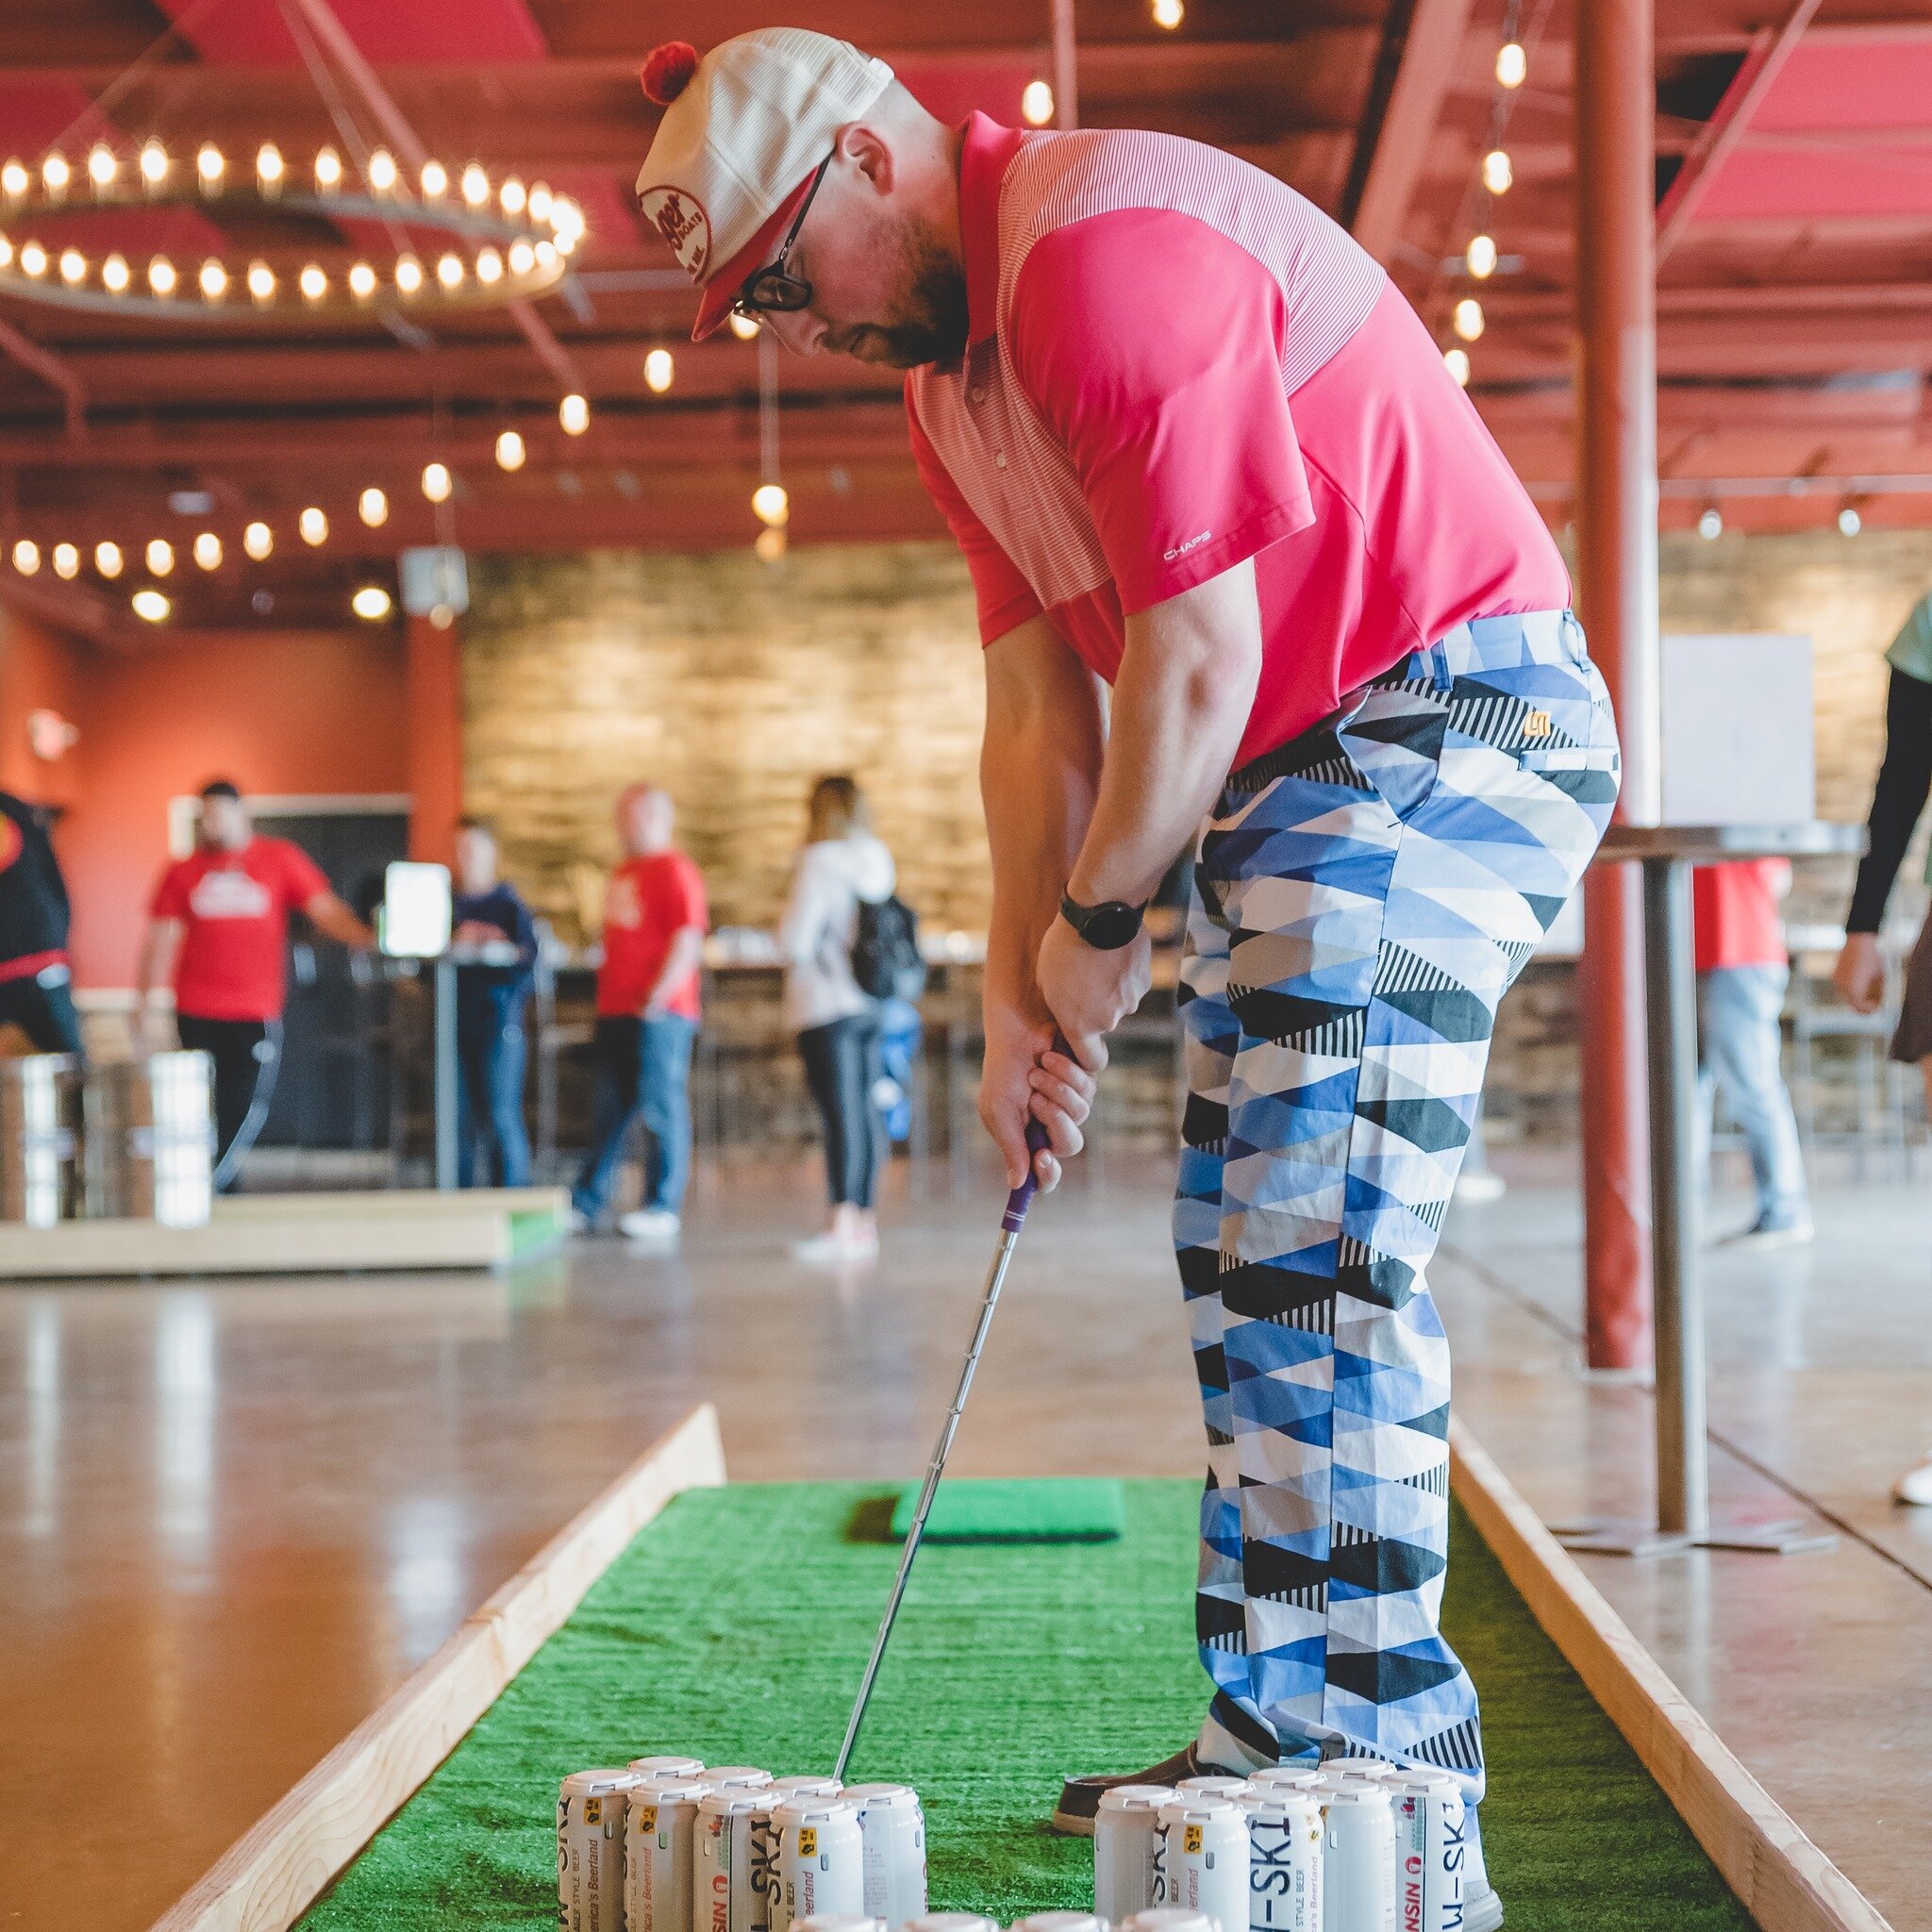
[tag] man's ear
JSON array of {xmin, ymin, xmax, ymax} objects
[{"xmin": 838, "ymin": 121, "xmax": 894, "ymax": 195}]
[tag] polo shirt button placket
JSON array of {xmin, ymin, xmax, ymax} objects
[{"xmin": 994, "ymin": 449, "xmax": 1008, "ymax": 469}]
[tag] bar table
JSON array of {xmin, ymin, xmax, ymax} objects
[{"xmin": 1557, "ymin": 821, "xmax": 1864, "ymax": 1557}]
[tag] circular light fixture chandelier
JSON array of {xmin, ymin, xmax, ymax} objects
[{"xmin": 0, "ymin": 142, "xmax": 583, "ymax": 320}]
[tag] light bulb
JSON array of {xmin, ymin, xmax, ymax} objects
[
  {"xmin": 1496, "ymin": 41, "xmax": 1526, "ymax": 88},
  {"xmin": 132, "ymin": 589, "xmax": 170, "ymax": 623},
  {"xmin": 0, "ymin": 237, "xmax": 10, "ymax": 270},
  {"xmin": 422, "ymin": 461, "xmax": 452, "ymax": 503},
  {"xmin": 461, "ymin": 164, "xmax": 489, "ymax": 208},
  {"xmin": 500, "ymin": 176, "xmax": 526, "ymax": 216},
  {"xmin": 20, "ymin": 242, "xmax": 47, "ymax": 278},
  {"xmin": 1482, "ymin": 148, "xmax": 1513, "ymax": 195},
  {"xmin": 507, "ymin": 241, "xmax": 535, "ymax": 275},
  {"xmin": 58, "ymin": 248, "xmax": 86, "ymax": 286},
  {"xmin": 199, "ymin": 258, "xmax": 227, "ymax": 300},
  {"xmin": 146, "ymin": 538, "xmax": 175, "ymax": 575},
  {"xmin": 149, "ymin": 255, "xmax": 175, "ymax": 296},
  {"xmin": 1452, "ymin": 296, "xmax": 1485, "ymax": 341},
  {"xmin": 102, "ymin": 252, "xmax": 129, "ymax": 292},
  {"xmin": 42, "ymin": 154, "xmax": 70, "ymax": 194},
  {"xmin": 552, "ymin": 195, "xmax": 583, "ymax": 237},
  {"xmin": 52, "ymin": 543, "xmax": 78, "ymax": 579},
  {"xmin": 12, "ymin": 539, "xmax": 40, "ymax": 575},
  {"xmin": 1, "ymin": 161, "xmax": 25, "ymax": 198},
  {"xmin": 495, "ymin": 429, "xmax": 525, "ymax": 472},
  {"xmin": 1466, "ymin": 233, "xmax": 1497, "ymax": 278},
  {"xmin": 755, "ymin": 525, "xmax": 787, "ymax": 563},
  {"xmin": 436, "ymin": 252, "xmax": 463, "ymax": 290},
  {"xmin": 534, "ymin": 239, "xmax": 558, "ymax": 269},
  {"xmin": 559, "ymin": 392, "xmax": 590, "ymax": 435},
  {"xmin": 1697, "ymin": 508, "xmax": 1723, "ymax": 541},
  {"xmin": 140, "ymin": 141, "xmax": 168, "ymax": 186},
  {"xmin": 1152, "ymin": 0, "xmax": 1184, "ymax": 25},
  {"xmin": 299, "ymin": 506, "xmax": 327, "ymax": 546},
  {"xmin": 299, "ymin": 263, "xmax": 326, "ymax": 301},
  {"xmin": 257, "ymin": 142, "xmax": 284, "ymax": 188},
  {"xmin": 1839, "ymin": 505, "xmax": 1862, "ymax": 536},
  {"xmin": 193, "ymin": 531, "xmax": 222, "ymax": 570},
  {"xmin": 728, "ymin": 310, "xmax": 760, "ymax": 341},
  {"xmin": 196, "ymin": 143, "xmax": 225, "ymax": 187},
  {"xmin": 644, "ymin": 347, "xmax": 675, "ymax": 392},
  {"xmin": 242, "ymin": 521, "xmax": 272, "ymax": 560},
  {"xmin": 348, "ymin": 260, "xmax": 376, "ymax": 298},
  {"xmin": 420, "ymin": 159, "xmax": 448, "ymax": 198},
  {"xmin": 1022, "ymin": 79, "xmax": 1055, "ymax": 126},
  {"xmin": 475, "ymin": 247, "xmax": 503, "ymax": 285},
  {"xmin": 314, "ymin": 146, "xmax": 342, "ymax": 190},
  {"xmin": 88, "ymin": 144, "xmax": 117, "ymax": 188},
  {"xmin": 394, "ymin": 255, "xmax": 424, "ymax": 294},
  {"xmin": 352, "ymin": 585, "xmax": 392, "ymax": 621},
  {"xmin": 1444, "ymin": 346, "xmax": 1471, "ymax": 386},
  {"xmin": 752, "ymin": 482, "xmax": 789, "ymax": 527},
  {"xmin": 368, "ymin": 149, "xmax": 397, "ymax": 192},
  {"xmin": 555, "ymin": 227, "xmax": 579, "ymax": 257},
  {"xmin": 358, "ymin": 487, "xmax": 389, "ymax": 527},
  {"xmin": 527, "ymin": 183, "xmax": 553, "ymax": 224},
  {"xmin": 95, "ymin": 541, "xmax": 123, "ymax": 578},
  {"xmin": 246, "ymin": 259, "xmax": 275, "ymax": 302}
]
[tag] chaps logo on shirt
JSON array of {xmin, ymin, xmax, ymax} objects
[
  {"xmin": 188, "ymin": 869, "xmax": 273, "ymax": 920},
  {"xmin": 638, "ymin": 186, "xmax": 712, "ymax": 278},
  {"xmin": 1163, "ymin": 529, "xmax": 1212, "ymax": 561}
]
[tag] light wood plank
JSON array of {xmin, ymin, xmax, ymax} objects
[
  {"xmin": 1449, "ymin": 1415, "xmax": 1893, "ymax": 1932},
  {"xmin": 149, "ymin": 1403, "xmax": 728, "ymax": 1932}
]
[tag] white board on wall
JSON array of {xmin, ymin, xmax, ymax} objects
[{"xmin": 1659, "ymin": 634, "xmax": 1814, "ymax": 825}]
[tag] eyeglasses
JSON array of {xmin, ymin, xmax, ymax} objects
[{"xmin": 730, "ymin": 157, "xmax": 830, "ymax": 319}]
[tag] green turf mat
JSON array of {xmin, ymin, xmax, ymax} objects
[
  {"xmin": 885, "ymin": 1478, "xmax": 1125, "ymax": 1543},
  {"xmin": 298, "ymin": 1480, "xmax": 1753, "ymax": 1931}
]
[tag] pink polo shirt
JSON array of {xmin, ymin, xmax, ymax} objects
[{"xmin": 907, "ymin": 116, "xmax": 1570, "ymax": 766}]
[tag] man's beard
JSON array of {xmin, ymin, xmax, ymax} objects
[{"xmin": 834, "ymin": 217, "xmax": 968, "ymax": 370}]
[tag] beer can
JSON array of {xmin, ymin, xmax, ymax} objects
[
  {"xmin": 1093, "ymin": 1783, "xmax": 1174, "ymax": 1924},
  {"xmin": 1158, "ymin": 1794, "xmax": 1250, "ymax": 1932},
  {"xmin": 1176, "ymin": 1775, "xmax": 1251, "ymax": 1802},
  {"xmin": 760, "ymin": 1779, "xmax": 844, "ymax": 1932},
  {"xmin": 1239, "ymin": 1790, "xmax": 1322, "ymax": 1932},
  {"xmin": 558, "ymin": 1769, "xmax": 643, "ymax": 1932},
  {"xmin": 628, "ymin": 1778, "xmax": 713, "ymax": 1932},
  {"xmin": 844, "ymin": 1782, "xmax": 927, "ymax": 1930},
  {"xmin": 1327, "ymin": 1760, "xmax": 1398, "ymax": 1786},
  {"xmin": 1014, "ymin": 1916, "xmax": 1106, "ymax": 1932},
  {"xmin": 775, "ymin": 1797, "xmax": 867, "ymax": 1932},
  {"xmin": 1246, "ymin": 1769, "xmax": 1324, "ymax": 1796},
  {"xmin": 632, "ymin": 1755, "xmax": 708, "ymax": 1782},
  {"xmin": 698, "ymin": 1789, "xmax": 770, "ymax": 1932},
  {"xmin": 710, "ymin": 1767, "xmax": 778, "ymax": 1790},
  {"xmin": 1123, "ymin": 1911, "xmax": 1216, "ymax": 1932},
  {"xmin": 1317, "ymin": 1785, "xmax": 1395, "ymax": 1932},
  {"xmin": 1389, "ymin": 1774, "xmax": 1465, "ymax": 1932}
]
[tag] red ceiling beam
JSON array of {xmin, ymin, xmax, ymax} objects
[{"xmin": 0, "ymin": 313, "xmax": 86, "ymax": 438}]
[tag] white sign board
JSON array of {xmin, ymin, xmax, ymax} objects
[
  {"xmin": 380, "ymin": 860, "xmax": 452, "ymax": 958},
  {"xmin": 1659, "ymin": 633, "xmax": 1813, "ymax": 826}
]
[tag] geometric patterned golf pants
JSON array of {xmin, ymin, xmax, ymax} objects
[{"xmin": 1178, "ymin": 608, "xmax": 1621, "ymax": 1805}]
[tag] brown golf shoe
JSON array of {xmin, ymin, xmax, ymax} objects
[{"xmin": 1048, "ymin": 1745, "xmax": 1207, "ymax": 1836}]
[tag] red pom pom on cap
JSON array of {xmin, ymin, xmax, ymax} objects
[{"xmin": 641, "ymin": 42, "xmax": 700, "ymax": 107}]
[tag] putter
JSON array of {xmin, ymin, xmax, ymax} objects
[{"xmin": 832, "ymin": 1108, "xmax": 1056, "ymax": 1782}]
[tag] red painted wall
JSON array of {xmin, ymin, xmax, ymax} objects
[{"xmin": 0, "ymin": 605, "xmax": 88, "ymax": 809}]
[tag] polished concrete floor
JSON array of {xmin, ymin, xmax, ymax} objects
[{"xmin": 1, "ymin": 1143, "xmax": 1926, "ymax": 1928}]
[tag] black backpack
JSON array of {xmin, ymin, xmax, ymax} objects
[{"xmin": 852, "ymin": 893, "xmax": 926, "ymax": 1003}]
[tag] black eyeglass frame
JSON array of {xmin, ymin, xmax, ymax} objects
[{"xmin": 729, "ymin": 157, "xmax": 832, "ymax": 319}]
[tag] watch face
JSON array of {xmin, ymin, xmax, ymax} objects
[{"xmin": 1082, "ymin": 902, "xmax": 1142, "ymax": 949}]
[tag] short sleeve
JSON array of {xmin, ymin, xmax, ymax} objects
[
  {"xmin": 1008, "ymin": 208, "xmax": 1315, "ymax": 614},
  {"xmin": 674, "ymin": 857, "xmax": 708, "ymax": 933},
  {"xmin": 906, "ymin": 385, "xmax": 1043, "ymax": 644},
  {"xmin": 278, "ymin": 841, "xmax": 330, "ymax": 908},
  {"xmin": 150, "ymin": 861, "xmax": 191, "ymax": 919},
  {"xmin": 1887, "ymin": 594, "xmax": 1932, "ymax": 685}
]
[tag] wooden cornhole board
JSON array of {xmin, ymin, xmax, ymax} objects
[{"xmin": 0, "ymin": 1186, "xmax": 570, "ymax": 1280}]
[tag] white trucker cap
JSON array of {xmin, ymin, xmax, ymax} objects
[{"xmin": 635, "ymin": 29, "xmax": 895, "ymax": 341}]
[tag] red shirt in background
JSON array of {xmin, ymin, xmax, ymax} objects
[
  {"xmin": 596, "ymin": 851, "xmax": 708, "ymax": 1021},
  {"xmin": 1692, "ymin": 858, "xmax": 1790, "ymax": 974},
  {"xmin": 149, "ymin": 836, "xmax": 329, "ymax": 1021}
]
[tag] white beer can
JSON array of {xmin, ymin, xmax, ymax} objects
[
  {"xmin": 1123, "ymin": 1911, "xmax": 1216, "ymax": 1932},
  {"xmin": 1389, "ymin": 1773, "xmax": 1465, "ymax": 1932},
  {"xmin": 558, "ymin": 1768, "xmax": 643, "ymax": 1932},
  {"xmin": 1246, "ymin": 1769, "xmax": 1324, "ymax": 1796},
  {"xmin": 710, "ymin": 1767, "xmax": 778, "ymax": 1790},
  {"xmin": 628, "ymin": 1778, "xmax": 713, "ymax": 1932},
  {"xmin": 1176, "ymin": 1775, "xmax": 1251, "ymax": 1801},
  {"xmin": 845, "ymin": 1782, "xmax": 927, "ymax": 1929},
  {"xmin": 698, "ymin": 1789, "xmax": 771, "ymax": 1932},
  {"xmin": 1239, "ymin": 1790, "xmax": 1322, "ymax": 1932},
  {"xmin": 1326, "ymin": 1761, "xmax": 1397, "ymax": 1787},
  {"xmin": 761, "ymin": 1779, "xmax": 844, "ymax": 1932},
  {"xmin": 632, "ymin": 1756, "xmax": 708, "ymax": 1782},
  {"xmin": 1094, "ymin": 1783, "xmax": 1174, "ymax": 1923},
  {"xmin": 776, "ymin": 1797, "xmax": 867, "ymax": 1931},
  {"xmin": 1158, "ymin": 1794, "xmax": 1250, "ymax": 1932},
  {"xmin": 1318, "ymin": 1785, "xmax": 1395, "ymax": 1932}
]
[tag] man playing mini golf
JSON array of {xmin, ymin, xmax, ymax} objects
[{"xmin": 636, "ymin": 31, "xmax": 1622, "ymax": 1925}]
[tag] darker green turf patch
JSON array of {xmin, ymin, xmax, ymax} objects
[{"xmin": 298, "ymin": 1480, "xmax": 1752, "ymax": 1930}]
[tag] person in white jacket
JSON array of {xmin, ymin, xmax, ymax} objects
[{"xmin": 780, "ymin": 775, "xmax": 896, "ymax": 1263}]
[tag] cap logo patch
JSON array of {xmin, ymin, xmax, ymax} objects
[{"xmin": 640, "ymin": 186, "xmax": 712, "ymax": 278}]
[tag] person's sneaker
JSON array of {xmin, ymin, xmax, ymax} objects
[
  {"xmin": 792, "ymin": 1228, "xmax": 879, "ymax": 1266},
  {"xmin": 569, "ymin": 1208, "xmax": 595, "ymax": 1236},
  {"xmin": 1719, "ymin": 1215, "xmax": 1815, "ymax": 1252},
  {"xmin": 618, "ymin": 1208, "xmax": 681, "ymax": 1243},
  {"xmin": 1050, "ymin": 1746, "xmax": 1208, "ymax": 1836},
  {"xmin": 1893, "ymin": 1455, "xmax": 1932, "ymax": 1506}
]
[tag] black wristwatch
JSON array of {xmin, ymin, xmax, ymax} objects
[{"xmin": 1059, "ymin": 891, "xmax": 1148, "ymax": 951}]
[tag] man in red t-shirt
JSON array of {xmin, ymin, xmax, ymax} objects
[
  {"xmin": 571, "ymin": 785, "xmax": 708, "ymax": 1241},
  {"xmin": 1691, "ymin": 858, "xmax": 1810, "ymax": 1248},
  {"xmin": 137, "ymin": 779, "xmax": 373, "ymax": 1186}
]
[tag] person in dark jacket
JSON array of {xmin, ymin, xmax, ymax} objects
[
  {"xmin": 0, "ymin": 790, "xmax": 81, "ymax": 1055},
  {"xmin": 450, "ymin": 817, "xmax": 539, "ymax": 1189}
]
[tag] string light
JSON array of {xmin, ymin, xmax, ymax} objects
[
  {"xmin": 727, "ymin": 310, "xmax": 760, "ymax": 341},
  {"xmin": 500, "ymin": 176, "xmax": 526, "ymax": 216},
  {"xmin": 1152, "ymin": 0, "xmax": 1185, "ymax": 25},
  {"xmin": 247, "ymin": 259, "xmax": 275, "ymax": 303},
  {"xmin": 1, "ymin": 161, "xmax": 27, "ymax": 198},
  {"xmin": 12, "ymin": 539, "xmax": 39, "ymax": 575},
  {"xmin": 298, "ymin": 507, "xmax": 328, "ymax": 546},
  {"xmin": 314, "ymin": 146, "xmax": 342, "ymax": 190},
  {"xmin": 52, "ymin": 543, "xmax": 78, "ymax": 579},
  {"xmin": 1452, "ymin": 297, "xmax": 1485, "ymax": 341},
  {"xmin": 1697, "ymin": 507, "xmax": 1723, "ymax": 541},
  {"xmin": 1496, "ymin": 42, "xmax": 1526, "ymax": 88},
  {"xmin": 1838, "ymin": 504, "xmax": 1862, "ymax": 536},
  {"xmin": 87, "ymin": 144, "xmax": 117, "ymax": 188},
  {"xmin": 149, "ymin": 255, "xmax": 175, "ymax": 296},
  {"xmin": 420, "ymin": 159, "xmax": 448, "ymax": 199},
  {"xmin": 20, "ymin": 242, "xmax": 45, "ymax": 277},
  {"xmin": 352, "ymin": 586, "xmax": 392, "ymax": 621},
  {"xmin": 394, "ymin": 255, "xmax": 424, "ymax": 295},
  {"xmin": 507, "ymin": 241, "xmax": 536, "ymax": 276},
  {"xmin": 0, "ymin": 239, "xmax": 10, "ymax": 271},
  {"xmin": 146, "ymin": 539, "xmax": 174, "ymax": 575},
  {"xmin": 256, "ymin": 142, "xmax": 284, "ymax": 189},
  {"xmin": 358, "ymin": 487, "xmax": 389, "ymax": 527},
  {"xmin": 495, "ymin": 429, "xmax": 525, "ymax": 472},
  {"xmin": 1481, "ymin": 148, "xmax": 1513, "ymax": 195},
  {"xmin": 102, "ymin": 253, "xmax": 130, "ymax": 292},
  {"xmin": 1021, "ymin": 80, "xmax": 1055, "ymax": 126},
  {"xmin": 559, "ymin": 392, "xmax": 590, "ymax": 435},
  {"xmin": 196, "ymin": 143, "xmax": 225, "ymax": 188},
  {"xmin": 436, "ymin": 252, "xmax": 464, "ymax": 290},
  {"xmin": 348, "ymin": 261, "xmax": 377, "ymax": 299},
  {"xmin": 58, "ymin": 248, "xmax": 86, "ymax": 287},
  {"xmin": 368, "ymin": 149, "xmax": 398, "ymax": 193},
  {"xmin": 644, "ymin": 347, "xmax": 675, "ymax": 392},
  {"xmin": 140, "ymin": 141, "xmax": 168, "ymax": 186},
  {"xmin": 131, "ymin": 589, "xmax": 170, "ymax": 623},
  {"xmin": 755, "ymin": 525, "xmax": 787, "ymax": 564},
  {"xmin": 42, "ymin": 154, "xmax": 70, "ymax": 194},
  {"xmin": 95, "ymin": 541, "xmax": 123, "ymax": 578},
  {"xmin": 1466, "ymin": 233, "xmax": 1498, "ymax": 279},
  {"xmin": 422, "ymin": 461, "xmax": 453, "ymax": 503},
  {"xmin": 300, "ymin": 263, "xmax": 326, "ymax": 301},
  {"xmin": 527, "ymin": 183, "xmax": 553, "ymax": 225},
  {"xmin": 242, "ymin": 521, "xmax": 273, "ymax": 560},
  {"xmin": 199, "ymin": 258, "xmax": 227, "ymax": 300},
  {"xmin": 752, "ymin": 482, "xmax": 790, "ymax": 527},
  {"xmin": 475, "ymin": 248, "xmax": 503, "ymax": 285},
  {"xmin": 1444, "ymin": 347, "xmax": 1471, "ymax": 386},
  {"xmin": 461, "ymin": 164, "xmax": 490, "ymax": 209},
  {"xmin": 193, "ymin": 532, "xmax": 222, "ymax": 570}
]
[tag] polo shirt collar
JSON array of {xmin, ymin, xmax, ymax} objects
[{"xmin": 958, "ymin": 111, "xmax": 1027, "ymax": 347}]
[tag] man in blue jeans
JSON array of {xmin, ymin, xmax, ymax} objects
[
  {"xmin": 451, "ymin": 817, "xmax": 539, "ymax": 1188},
  {"xmin": 571, "ymin": 787, "xmax": 708, "ymax": 1242}
]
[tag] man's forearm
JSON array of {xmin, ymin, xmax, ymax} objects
[{"xmin": 646, "ymin": 926, "xmax": 705, "ymax": 1008}]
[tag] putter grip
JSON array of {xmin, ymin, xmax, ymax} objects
[{"xmin": 1001, "ymin": 1033, "xmax": 1071, "ymax": 1231}]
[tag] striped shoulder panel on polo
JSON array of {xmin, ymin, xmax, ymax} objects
[{"xmin": 995, "ymin": 127, "xmax": 1388, "ymax": 394}]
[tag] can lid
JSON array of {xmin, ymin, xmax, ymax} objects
[
  {"xmin": 793, "ymin": 1919, "xmax": 880, "ymax": 1932},
  {"xmin": 1329, "ymin": 1758, "xmax": 1398, "ymax": 1779},
  {"xmin": 1237, "ymin": 1788, "xmax": 1321, "ymax": 1821},
  {"xmin": 773, "ymin": 1775, "xmax": 844, "ymax": 1796},
  {"xmin": 560, "ymin": 1768, "xmax": 643, "ymax": 1798},
  {"xmin": 905, "ymin": 1918, "xmax": 998, "ymax": 1932},
  {"xmin": 1015, "ymin": 1915, "xmax": 1106, "ymax": 1932},
  {"xmin": 1247, "ymin": 1767, "xmax": 1324, "ymax": 1790},
  {"xmin": 629, "ymin": 1755, "xmax": 706, "ymax": 1775},
  {"xmin": 1174, "ymin": 1774, "xmax": 1248, "ymax": 1795},
  {"xmin": 1096, "ymin": 1783, "xmax": 1174, "ymax": 1813},
  {"xmin": 698, "ymin": 1788, "xmax": 769, "ymax": 1817},
  {"xmin": 1319, "ymin": 1782, "xmax": 1392, "ymax": 1808},
  {"xmin": 843, "ymin": 1782, "xmax": 918, "ymax": 1807},
  {"xmin": 1121, "ymin": 1912, "xmax": 1214, "ymax": 1932},
  {"xmin": 1391, "ymin": 1769, "xmax": 1460, "ymax": 1796},
  {"xmin": 707, "ymin": 1766, "xmax": 775, "ymax": 1789},
  {"xmin": 1156, "ymin": 1793, "xmax": 1241, "ymax": 1821},
  {"xmin": 773, "ymin": 1795, "xmax": 858, "ymax": 1826},
  {"xmin": 633, "ymin": 1777, "xmax": 712, "ymax": 1804}
]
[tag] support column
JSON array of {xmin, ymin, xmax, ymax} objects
[
  {"xmin": 405, "ymin": 613, "xmax": 462, "ymax": 868},
  {"xmin": 1574, "ymin": 0, "xmax": 1659, "ymax": 1370}
]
